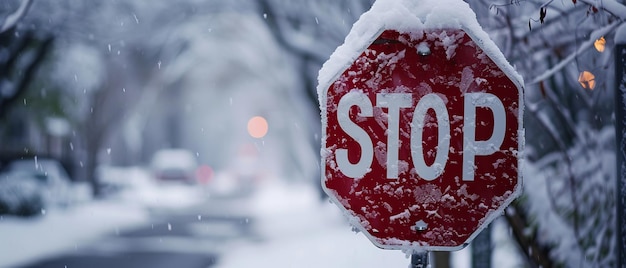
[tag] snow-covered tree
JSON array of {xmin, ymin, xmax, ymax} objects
[
  {"xmin": 7, "ymin": 0, "xmax": 160, "ymax": 195},
  {"xmin": 259, "ymin": 0, "xmax": 376, "ymax": 197},
  {"xmin": 4, "ymin": 0, "xmax": 319, "ymax": 195},
  {"xmin": 4, "ymin": 0, "xmax": 213, "ymax": 195},
  {"xmin": 469, "ymin": 0, "xmax": 625, "ymax": 266},
  {"xmin": 0, "ymin": 0, "xmax": 52, "ymax": 128}
]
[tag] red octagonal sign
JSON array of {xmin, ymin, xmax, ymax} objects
[{"xmin": 319, "ymin": 3, "xmax": 524, "ymax": 252}]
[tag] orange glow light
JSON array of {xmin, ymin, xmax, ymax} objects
[
  {"xmin": 247, "ymin": 116, "xmax": 268, "ymax": 138},
  {"xmin": 594, "ymin": 36, "xmax": 606, "ymax": 52},
  {"xmin": 578, "ymin": 71, "xmax": 596, "ymax": 90}
]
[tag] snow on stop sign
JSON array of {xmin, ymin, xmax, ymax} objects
[{"xmin": 318, "ymin": 0, "xmax": 524, "ymax": 251}]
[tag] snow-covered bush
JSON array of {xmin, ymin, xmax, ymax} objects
[
  {"xmin": 524, "ymin": 126, "xmax": 616, "ymax": 267},
  {"xmin": 0, "ymin": 175, "xmax": 44, "ymax": 217}
]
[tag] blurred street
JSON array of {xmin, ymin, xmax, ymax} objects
[
  {"xmin": 18, "ymin": 197, "xmax": 256, "ymax": 268},
  {"xmin": 18, "ymin": 194, "xmax": 257, "ymax": 268},
  {"xmin": 0, "ymin": 169, "xmax": 525, "ymax": 268}
]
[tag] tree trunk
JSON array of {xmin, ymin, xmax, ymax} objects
[
  {"xmin": 85, "ymin": 140, "xmax": 102, "ymax": 198},
  {"xmin": 504, "ymin": 205, "xmax": 553, "ymax": 268}
]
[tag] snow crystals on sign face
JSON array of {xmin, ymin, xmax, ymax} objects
[
  {"xmin": 364, "ymin": 50, "xmax": 406, "ymax": 89},
  {"xmin": 374, "ymin": 141, "xmax": 388, "ymax": 168},
  {"xmin": 459, "ymin": 67, "xmax": 475, "ymax": 93},
  {"xmin": 427, "ymin": 30, "xmax": 464, "ymax": 60},
  {"xmin": 390, "ymin": 209, "xmax": 411, "ymax": 222},
  {"xmin": 412, "ymin": 184, "xmax": 443, "ymax": 205}
]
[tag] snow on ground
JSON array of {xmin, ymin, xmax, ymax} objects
[
  {"xmin": 0, "ymin": 166, "xmax": 205, "ymax": 268},
  {"xmin": 100, "ymin": 166, "xmax": 206, "ymax": 210},
  {"xmin": 0, "ymin": 200, "xmax": 148, "ymax": 267},
  {"xmin": 0, "ymin": 168, "xmax": 523, "ymax": 268},
  {"xmin": 217, "ymin": 180, "xmax": 524, "ymax": 268},
  {"xmin": 217, "ymin": 180, "xmax": 410, "ymax": 268}
]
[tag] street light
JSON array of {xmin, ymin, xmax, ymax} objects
[
  {"xmin": 247, "ymin": 116, "xmax": 268, "ymax": 138},
  {"xmin": 594, "ymin": 36, "xmax": 606, "ymax": 52}
]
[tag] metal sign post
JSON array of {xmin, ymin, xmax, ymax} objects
[{"xmin": 410, "ymin": 252, "xmax": 429, "ymax": 268}]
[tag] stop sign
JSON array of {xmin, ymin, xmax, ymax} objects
[{"xmin": 319, "ymin": 3, "xmax": 524, "ymax": 252}]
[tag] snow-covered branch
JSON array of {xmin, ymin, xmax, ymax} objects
[
  {"xmin": 530, "ymin": 20, "xmax": 621, "ymax": 85},
  {"xmin": 0, "ymin": 0, "xmax": 33, "ymax": 33}
]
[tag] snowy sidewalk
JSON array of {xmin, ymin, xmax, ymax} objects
[
  {"xmin": 0, "ymin": 169, "xmax": 207, "ymax": 268},
  {"xmin": 216, "ymin": 182, "xmax": 411, "ymax": 268},
  {"xmin": 0, "ymin": 200, "xmax": 149, "ymax": 267},
  {"xmin": 216, "ymin": 181, "xmax": 523, "ymax": 268}
]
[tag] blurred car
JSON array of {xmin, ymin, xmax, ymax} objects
[
  {"xmin": 210, "ymin": 170, "xmax": 259, "ymax": 198},
  {"xmin": 0, "ymin": 172, "xmax": 43, "ymax": 216},
  {"xmin": 150, "ymin": 149, "xmax": 198, "ymax": 184},
  {"xmin": 0, "ymin": 158, "xmax": 74, "ymax": 216},
  {"xmin": 209, "ymin": 144, "xmax": 264, "ymax": 198}
]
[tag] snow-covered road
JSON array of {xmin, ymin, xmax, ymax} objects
[{"xmin": 0, "ymin": 171, "xmax": 523, "ymax": 268}]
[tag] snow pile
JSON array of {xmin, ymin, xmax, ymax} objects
[{"xmin": 0, "ymin": 175, "xmax": 42, "ymax": 216}]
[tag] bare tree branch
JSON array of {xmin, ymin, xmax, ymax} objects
[
  {"xmin": 579, "ymin": 0, "xmax": 626, "ymax": 20},
  {"xmin": 0, "ymin": 0, "xmax": 33, "ymax": 33},
  {"xmin": 530, "ymin": 20, "xmax": 621, "ymax": 84},
  {"xmin": 0, "ymin": 34, "xmax": 54, "ymax": 120}
]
